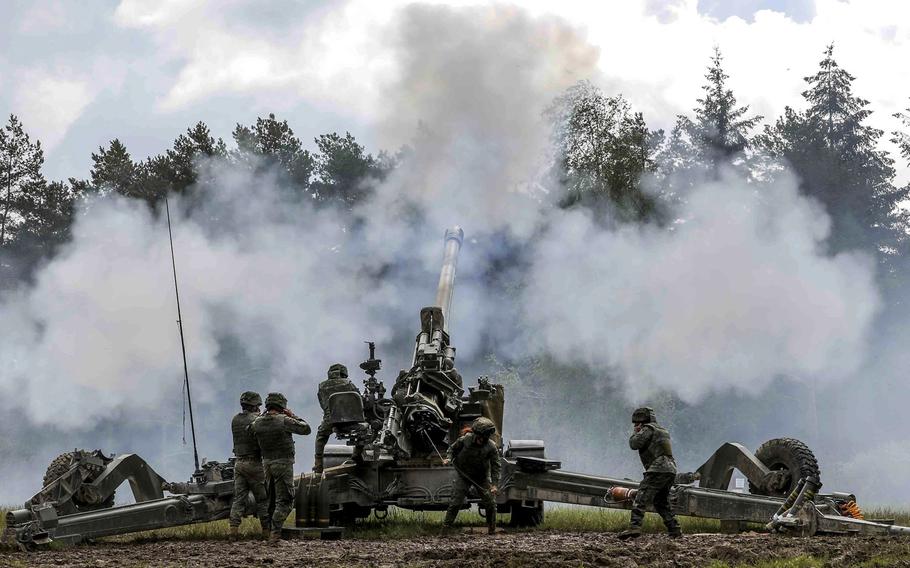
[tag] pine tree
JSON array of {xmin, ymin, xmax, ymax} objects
[
  {"xmin": 17, "ymin": 179, "xmax": 81, "ymax": 255},
  {"xmin": 166, "ymin": 121, "xmax": 227, "ymax": 192},
  {"xmin": 0, "ymin": 115, "xmax": 45, "ymax": 247},
  {"xmin": 760, "ymin": 45, "xmax": 905, "ymax": 257},
  {"xmin": 687, "ymin": 47, "xmax": 762, "ymax": 167},
  {"xmin": 90, "ymin": 139, "xmax": 138, "ymax": 196},
  {"xmin": 311, "ymin": 132, "xmax": 378, "ymax": 207},
  {"xmin": 892, "ymin": 100, "xmax": 910, "ymax": 166},
  {"xmin": 231, "ymin": 114, "xmax": 314, "ymax": 191}
]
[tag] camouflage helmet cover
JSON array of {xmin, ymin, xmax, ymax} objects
[
  {"xmin": 265, "ymin": 392, "xmax": 288, "ymax": 410},
  {"xmin": 632, "ymin": 407, "xmax": 654, "ymax": 424},
  {"xmin": 327, "ymin": 363, "xmax": 348, "ymax": 379},
  {"xmin": 240, "ymin": 391, "xmax": 262, "ymax": 406},
  {"xmin": 471, "ymin": 417, "xmax": 496, "ymax": 437}
]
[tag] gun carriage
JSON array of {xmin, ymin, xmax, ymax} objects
[{"xmin": 6, "ymin": 227, "xmax": 909, "ymax": 550}]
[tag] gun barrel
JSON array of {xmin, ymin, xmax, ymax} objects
[{"xmin": 433, "ymin": 226, "xmax": 464, "ymax": 332}]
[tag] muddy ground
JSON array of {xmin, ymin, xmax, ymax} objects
[{"xmin": 3, "ymin": 530, "xmax": 910, "ymax": 567}]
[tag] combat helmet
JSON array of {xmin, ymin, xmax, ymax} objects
[
  {"xmin": 471, "ymin": 417, "xmax": 496, "ymax": 438},
  {"xmin": 327, "ymin": 363, "xmax": 348, "ymax": 379},
  {"xmin": 240, "ymin": 391, "xmax": 262, "ymax": 407},
  {"xmin": 632, "ymin": 407, "xmax": 654, "ymax": 424},
  {"xmin": 265, "ymin": 392, "xmax": 288, "ymax": 410}
]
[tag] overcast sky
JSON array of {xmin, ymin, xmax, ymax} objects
[{"xmin": 1, "ymin": 0, "xmax": 908, "ymax": 183}]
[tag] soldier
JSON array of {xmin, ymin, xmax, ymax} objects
[
  {"xmin": 618, "ymin": 407, "xmax": 682, "ymax": 539},
  {"xmin": 229, "ymin": 391, "xmax": 270, "ymax": 540},
  {"xmin": 250, "ymin": 392, "xmax": 311, "ymax": 541},
  {"xmin": 313, "ymin": 363, "xmax": 363, "ymax": 474},
  {"xmin": 442, "ymin": 417, "xmax": 501, "ymax": 535}
]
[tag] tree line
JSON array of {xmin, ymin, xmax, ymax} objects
[{"xmin": 2, "ymin": 44, "xmax": 910, "ymax": 297}]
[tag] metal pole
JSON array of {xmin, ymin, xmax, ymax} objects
[{"xmin": 165, "ymin": 197, "xmax": 200, "ymax": 473}]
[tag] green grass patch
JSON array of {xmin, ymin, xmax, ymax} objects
[
  {"xmin": 706, "ymin": 557, "xmax": 824, "ymax": 568},
  {"xmin": 864, "ymin": 507, "xmax": 910, "ymax": 527},
  {"xmin": 103, "ymin": 506, "xmax": 727, "ymax": 542}
]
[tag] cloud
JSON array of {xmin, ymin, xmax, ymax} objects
[
  {"xmin": 12, "ymin": 71, "xmax": 95, "ymax": 151},
  {"xmin": 99, "ymin": 0, "xmax": 910, "ymax": 182}
]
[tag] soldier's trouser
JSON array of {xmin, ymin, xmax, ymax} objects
[
  {"xmin": 444, "ymin": 475, "xmax": 496, "ymax": 528},
  {"xmin": 229, "ymin": 458, "xmax": 269, "ymax": 528},
  {"xmin": 263, "ymin": 459, "xmax": 296, "ymax": 533},
  {"xmin": 630, "ymin": 472, "xmax": 679, "ymax": 531},
  {"xmin": 314, "ymin": 419, "xmax": 363, "ymax": 473}
]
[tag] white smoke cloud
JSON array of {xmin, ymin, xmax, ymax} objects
[{"xmin": 523, "ymin": 169, "xmax": 881, "ymax": 402}]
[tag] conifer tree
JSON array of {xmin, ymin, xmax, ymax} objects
[
  {"xmin": 687, "ymin": 47, "xmax": 762, "ymax": 167},
  {"xmin": 231, "ymin": 114, "xmax": 314, "ymax": 191},
  {"xmin": 90, "ymin": 139, "xmax": 138, "ymax": 196},
  {"xmin": 166, "ymin": 122, "xmax": 227, "ymax": 192},
  {"xmin": 760, "ymin": 45, "xmax": 906, "ymax": 257},
  {"xmin": 311, "ymin": 132, "xmax": 379, "ymax": 208},
  {"xmin": 0, "ymin": 115, "xmax": 45, "ymax": 247}
]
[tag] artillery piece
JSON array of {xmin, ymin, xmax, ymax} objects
[{"xmin": 6, "ymin": 227, "xmax": 910, "ymax": 550}]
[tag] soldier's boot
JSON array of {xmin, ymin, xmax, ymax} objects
[
  {"xmin": 666, "ymin": 520, "xmax": 682, "ymax": 539},
  {"xmin": 229, "ymin": 526, "xmax": 240, "ymax": 541},
  {"xmin": 440, "ymin": 510, "xmax": 458, "ymax": 536},
  {"xmin": 260, "ymin": 520, "xmax": 271, "ymax": 541},
  {"xmin": 269, "ymin": 529, "xmax": 282, "ymax": 542},
  {"xmin": 617, "ymin": 526, "xmax": 642, "ymax": 540},
  {"xmin": 313, "ymin": 455, "xmax": 324, "ymax": 474},
  {"xmin": 486, "ymin": 507, "xmax": 496, "ymax": 535}
]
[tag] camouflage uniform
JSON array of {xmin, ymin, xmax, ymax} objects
[
  {"xmin": 313, "ymin": 363, "xmax": 362, "ymax": 473},
  {"xmin": 250, "ymin": 392, "xmax": 311, "ymax": 540},
  {"xmin": 229, "ymin": 391, "xmax": 269, "ymax": 534},
  {"xmin": 443, "ymin": 417, "xmax": 501, "ymax": 534},
  {"xmin": 622, "ymin": 407, "xmax": 681, "ymax": 538}
]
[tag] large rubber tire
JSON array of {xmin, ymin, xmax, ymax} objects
[
  {"xmin": 43, "ymin": 451, "xmax": 115, "ymax": 512},
  {"xmin": 748, "ymin": 438, "xmax": 820, "ymax": 498},
  {"xmin": 508, "ymin": 501, "xmax": 544, "ymax": 527}
]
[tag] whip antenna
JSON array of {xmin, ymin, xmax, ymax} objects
[{"xmin": 165, "ymin": 197, "xmax": 200, "ymax": 473}]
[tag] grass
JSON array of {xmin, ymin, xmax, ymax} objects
[
  {"xmin": 706, "ymin": 558, "xmax": 825, "ymax": 568},
  {"xmin": 706, "ymin": 556, "xmax": 910, "ymax": 568},
  {"xmin": 100, "ymin": 507, "xmax": 734, "ymax": 542}
]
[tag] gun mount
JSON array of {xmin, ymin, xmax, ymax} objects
[{"xmin": 7, "ymin": 227, "xmax": 910, "ymax": 550}]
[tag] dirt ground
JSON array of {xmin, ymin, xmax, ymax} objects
[{"xmin": 3, "ymin": 530, "xmax": 910, "ymax": 568}]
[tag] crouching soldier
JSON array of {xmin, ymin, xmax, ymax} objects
[
  {"xmin": 442, "ymin": 417, "xmax": 501, "ymax": 535},
  {"xmin": 250, "ymin": 392, "xmax": 311, "ymax": 541},
  {"xmin": 229, "ymin": 391, "xmax": 270, "ymax": 540},
  {"xmin": 313, "ymin": 363, "xmax": 363, "ymax": 473},
  {"xmin": 618, "ymin": 407, "xmax": 682, "ymax": 539}
]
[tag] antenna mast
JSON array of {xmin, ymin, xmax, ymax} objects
[{"xmin": 165, "ymin": 197, "xmax": 200, "ymax": 473}]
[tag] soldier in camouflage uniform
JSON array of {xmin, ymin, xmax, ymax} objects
[
  {"xmin": 229, "ymin": 391, "xmax": 270, "ymax": 540},
  {"xmin": 250, "ymin": 392, "xmax": 311, "ymax": 541},
  {"xmin": 442, "ymin": 417, "xmax": 501, "ymax": 535},
  {"xmin": 618, "ymin": 407, "xmax": 682, "ymax": 539},
  {"xmin": 313, "ymin": 363, "xmax": 363, "ymax": 473}
]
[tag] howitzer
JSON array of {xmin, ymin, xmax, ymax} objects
[
  {"xmin": 8, "ymin": 227, "xmax": 910, "ymax": 548},
  {"xmin": 378, "ymin": 226, "xmax": 488, "ymax": 459}
]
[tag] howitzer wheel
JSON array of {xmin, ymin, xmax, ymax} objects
[
  {"xmin": 42, "ymin": 451, "xmax": 115, "ymax": 512},
  {"xmin": 748, "ymin": 438, "xmax": 820, "ymax": 498}
]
